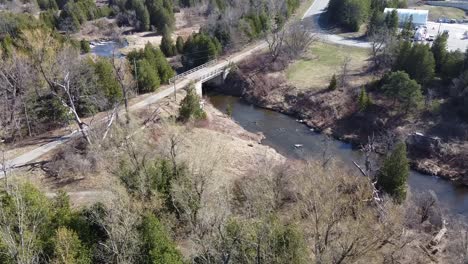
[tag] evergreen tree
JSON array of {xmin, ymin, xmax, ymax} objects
[
  {"xmin": 182, "ymin": 32, "xmax": 222, "ymax": 69},
  {"xmin": 431, "ymin": 31, "xmax": 449, "ymax": 73},
  {"xmin": 176, "ymin": 36, "xmax": 184, "ymax": 54},
  {"xmin": 400, "ymin": 15, "xmax": 413, "ymax": 40},
  {"xmin": 441, "ymin": 50, "xmax": 465, "ymax": 83},
  {"xmin": 137, "ymin": 59, "xmax": 161, "ymax": 93},
  {"xmin": 80, "ymin": 39, "xmax": 90, "ymax": 53},
  {"xmin": 146, "ymin": 0, "xmax": 175, "ymax": 33},
  {"xmin": 367, "ymin": 9, "xmax": 385, "ymax": 36},
  {"xmin": 134, "ymin": 0, "xmax": 150, "ymax": 31},
  {"xmin": 358, "ymin": 88, "xmax": 371, "ymax": 111},
  {"xmin": 394, "ymin": 43, "xmax": 435, "ymax": 85},
  {"xmin": 328, "ymin": 74, "xmax": 337, "ymax": 90},
  {"xmin": 93, "ymin": 58, "xmax": 123, "ymax": 104},
  {"xmin": 377, "ymin": 142, "xmax": 409, "ymax": 203},
  {"xmin": 328, "ymin": 0, "xmax": 372, "ymax": 32},
  {"xmin": 381, "ymin": 71, "xmax": 423, "ymax": 114},
  {"xmin": 140, "ymin": 214, "xmax": 184, "ymax": 264},
  {"xmin": 160, "ymin": 25, "xmax": 176, "ymax": 57},
  {"xmin": 385, "ymin": 9, "xmax": 399, "ymax": 34},
  {"xmin": 178, "ymin": 84, "xmax": 206, "ymax": 122},
  {"xmin": 127, "ymin": 42, "xmax": 175, "ymax": 91}
]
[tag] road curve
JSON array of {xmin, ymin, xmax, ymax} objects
[{"xmin": 302, "ymin": 0, "xmax": 372, "ymax": 48}]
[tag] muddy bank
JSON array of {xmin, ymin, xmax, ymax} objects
[{"xmin": 220, "ymin": 63, "xmax": 467, "ymax": 185}]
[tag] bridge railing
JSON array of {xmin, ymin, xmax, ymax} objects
[
  {"xmin": 169, "ymin": 59, "xmax": 219, "ymax": 83},
  {"xmin": 195, "ymin": 67, "xmax": 226, "ymax": 83}
]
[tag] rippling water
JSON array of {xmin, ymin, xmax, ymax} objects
[{"xmin": 209, "ymin": 94, "xmax": 468, "ymax": 219}]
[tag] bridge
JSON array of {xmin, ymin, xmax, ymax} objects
[
  {"xmin": 169, "ymin": 59, "xmax": 232, "ymax": 96},
  {"xmin": 0, "ymin": 42, "xmax": 267, "ymax": 172}
]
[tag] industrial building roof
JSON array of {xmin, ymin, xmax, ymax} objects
[{"xmin": 384, "ymin": 8, "xmax": 429, "ymax": 25}]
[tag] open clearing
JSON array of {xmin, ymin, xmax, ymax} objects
[
  {"xmin": 413, "ymin": 5, "xmax": 466, "ymax": 21},
  {"xmin": 286, "ymin": 42, "xmax": 370, "ymax": 90}
]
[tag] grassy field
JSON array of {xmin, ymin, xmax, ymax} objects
[
  {"xmin": 413, "ymin": 5, "xmax": 466, "ymax": 21},
  {"xmin": 286, "ymin": 42, "xmax": 370, "ymax": 90}
]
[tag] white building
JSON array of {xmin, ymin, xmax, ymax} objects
[{"xmin": 384, "ymin": 8, "xmax": 429, "ymax": 27}]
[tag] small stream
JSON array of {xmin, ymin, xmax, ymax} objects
[
  {"xmin": 209, "ymin": 94, "xmax": 468, "ymax": 219},
  {"xmin": 90, "ymin": 40, "xmax": 127, "ymax": 57}
]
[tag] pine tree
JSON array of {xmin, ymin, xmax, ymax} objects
[
  {"xmin": 431, "ymin": 31, "xmax": 449, "ymax": 73},
  {"xmin": 140, "ymin": 214, "xmax": 184, "ymax": 264},
  {"xmin": 176, "ymin": 36, "xmax": 184, "ymax": 54},
  {"xmin": 93, "ymin": 58, "xmax": 123, "ymax": 104},
  {"xmin": 377, "ymin": 142, "xmax": 409, "ymax": 203},
  {"xmin": 137, "ymin": 59, "xmax": 161, "ymax": 93},
  {"xmin": 381, "ymin": 71, "xmax": 422, "ymax": 114},
  {"xmin": 385, "ymin": 9, "xmax": 399, "ymax": 34},
  {"xmin": 134, "ymin": 0, "xmax": 150, "ymax": 32},
  {"xmin": 328, "ymin": 74, "xmax": 337, "ymax": 90},
  {"xmin": 160, "ymin": 25, "xmax": 176, "ymax": 57},
  {"xmin": 178, "ymin": 84, "xmax": 206, "ymax": 122}
]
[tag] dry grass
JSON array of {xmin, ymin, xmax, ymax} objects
[{"xmin": 286, "ymin": 42, "xmax": 370, "ymax": 90}]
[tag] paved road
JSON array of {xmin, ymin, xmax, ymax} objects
[{"xmin": 302, "ymin": 0, "xmax": 372, "ymax": 48}]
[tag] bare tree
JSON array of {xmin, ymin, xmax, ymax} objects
[
  {"xmin": 292, "ymin": 161, "xmax": 402, "ymax": 264},
  {"xmin": 112, "ymin": 55, "xmax": 135, "ymax": 123},
  {"xmin": 283, "ymin": 21, "xmax": 317, "ymax": 60},
  {"xmin": 92, "ymin": 188, "xmax": 141, "ymax": 264},
  {"xmin": 0, "ymin": 52, "xmax": 36, "ymax": 140},
  {"xmin": 339, "ymin": 56, "xmax": 351, "ymax": 88},
  {"xmin": 0, "ymin": 182, "xmax": 49, "ymax": 264},
  {"xmin": 369, "ymin": 28, "xmax": 398, "ymax": 70}
]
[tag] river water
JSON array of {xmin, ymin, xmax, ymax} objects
[
  {"xmin": 209, "ymin": 94, "xmax": 468, "ymax": 219},
  {"xmin": 90, "ymin": 40, "xmax": 127, "ymax": 57}
]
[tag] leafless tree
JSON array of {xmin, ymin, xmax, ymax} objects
[
  {"xmin": 283, "ymin": 22, "xmax": 317, "ymax": 60},
  {"xmin": 265, "ymin": 26, "xmax": 286, "ymax": 62},
  {"xmin": 339, "ymin": 56, "xmax": 351, "ymax": 88},
  {"xmin": 292, "ymin": 161, "xmax": 402, "ymax": 263},
  {"xmin": 0, "ymin": 52, "xmax": 36, "ymax": 140},
  {"xmin": 369, "ymin": 28, "xmax": 398, "ymax": 70},
  {"xmin": 0, "ymin": 182, "xmax": 48, "ymax": 264},
  {"xmin": 112, "ymin": 54, "xmax": 135, "ymax": 123},
  {"xmin": 92, "ymin": 188, "xmax": 141, "ymax": 264}
]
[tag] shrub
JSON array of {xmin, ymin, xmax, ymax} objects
[
  {"xmin": 80, "ymin": 39, "xmax": 91, "ymax": 53},
  {"xmin": 178, "ymin": 84, "xmax": 206, "ymax": 122}
]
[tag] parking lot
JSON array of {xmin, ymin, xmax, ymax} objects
[{"xmin": 426, "ymin": 21, "xmax": 468, "ymax": 51}]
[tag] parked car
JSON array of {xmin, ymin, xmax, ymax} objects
[
  {"xmin": 426, "ymin": 35, "xmax": 435, "ymax": 41},
  {"xmin": 449, "ymin": 19, "xmax": 457, "ymax": 24}
]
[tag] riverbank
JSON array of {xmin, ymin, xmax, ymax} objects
[{"xmin": 221, "ymin": 51, "xmax": 468, "ymax": 185}]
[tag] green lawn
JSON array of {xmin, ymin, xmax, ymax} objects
[
  {"xmin": 413, "ymin": 5, "xmax": 466, "ymax": 21},
  {"xmin": 286, "ymin": 42, "xmax": 370, "ymax": 90}
]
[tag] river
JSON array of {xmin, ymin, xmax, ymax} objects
[
  {"xmin": 209, "ymin": 94, "xmax": 468, "ymax": 219},
  {"xmin": 90, "ymin": 40, "xmax": 127, "ymax": 57}
]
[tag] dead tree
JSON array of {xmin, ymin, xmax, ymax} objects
[
  {"xmin": 283, "ymin": 21, "xmax": 317, "ymax": 60},
  {"xmin": 339, "ymin": 56, "xmax": 351, "ymax": 88}
]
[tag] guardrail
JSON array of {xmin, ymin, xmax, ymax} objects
[
  {"xmin": 169, "ymin": 59, "xmax": 219, "ymax": 83},
  {"xmin": 195, "ymin": 67, "xmax": 226, "ymax": 83}
]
